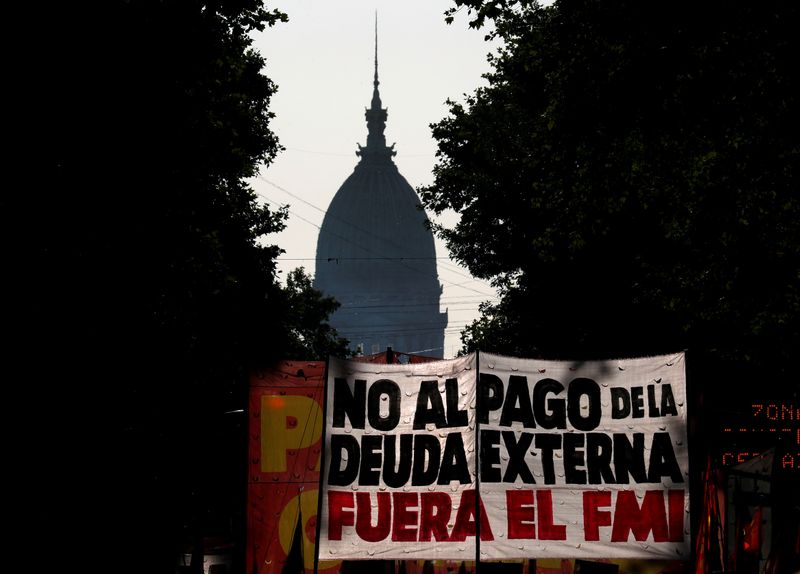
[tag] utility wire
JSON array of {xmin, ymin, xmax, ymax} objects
[
  {"xmin": 257, "ymin": 192, "xmax": 495, "ymax": 297},
  {"xmin": 279, "ymin": 257, "xmax": 453, "ymax": 261},
  {"xmin": 258, "ymin": 175, "xmax": 494, "ymax": 288},
  {"xmin": 286, "ymin": 146, "xmax": 433, "ymax": 159}
]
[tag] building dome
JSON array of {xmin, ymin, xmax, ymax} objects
[{"xmin": 314, "ymin": 40, "xmax": 447, "ymax": 357}]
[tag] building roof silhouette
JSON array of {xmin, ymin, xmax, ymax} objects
[{"xmin": 313, "ymin": 26, "xmax": 447, "ymax": 357}]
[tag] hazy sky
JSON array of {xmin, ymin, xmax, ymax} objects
[{"xmin": 251, "ymin": 0, "xmax": 502, "ymax": 357}]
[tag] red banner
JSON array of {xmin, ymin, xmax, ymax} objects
[{"xmin": 247, "ymin": 361, "xmax": 340, "ymax": 574}]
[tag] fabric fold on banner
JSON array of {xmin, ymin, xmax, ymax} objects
[
  {"xmin": 318, "ymin": 354, "xmax": 479, "ymax": 561},
  {"xmin": 478, "ymin": 352, "xmax": 689, "ymax": 561}
]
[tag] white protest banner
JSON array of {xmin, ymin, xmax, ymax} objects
[
  {"xmin": 317, "ymin": 352, "xmax": 689, "ymax": 561},
  {"xmin": 478, "ymin": 352, "xmax": 689, "ymax": 560},
  {"xmin": 318, "ymin": 354, "xmax": 479, "ymax": 560}
]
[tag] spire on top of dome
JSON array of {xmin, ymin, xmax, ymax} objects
[
  {"xmin": 357, "ymin": 12, "xmax": 396, "ymax": 163},
  {"xmin": 371, "ymin": 12, "xmax": 381, "ymax": 109}
]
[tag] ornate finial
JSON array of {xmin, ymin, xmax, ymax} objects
[
  {"xmin": 374, "ymin": 11, "xmax": 378, "ymax": 89},
  {"xmin": 357, "ymin": 12, "xmax": 397, "ymax": 163},
  {"xmin": 370, "ymin": 12, "xmax": 381, "ymax": 111}
]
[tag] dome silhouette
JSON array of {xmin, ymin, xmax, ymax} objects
[{"xmin": 314, "ymin": 30, "xmax": 447, "ymax": 357}]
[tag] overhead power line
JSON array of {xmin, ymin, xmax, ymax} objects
[
  {"xmin": 256, "ymin": 190, "xmax": 496, "ymax": 298},
  {"xmin": 257, "ymin": 175, "xmax": 495, "ymax": 289},
  {"xmin": 279, "ymin": 256, "xmax": 453, "ymax": 261},
  {"xmin": 285, "ymin": 147, "xmax": 433, "ymax": 159}
]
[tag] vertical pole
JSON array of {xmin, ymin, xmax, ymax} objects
[
  {"xmin": 314, "ymin": 357, "xmax": 332, "ymax": 574},
  {"xmin": 683, "ymin": 348, "xmax": 696, "ymax": 567},
  {"xmin": 474, "ymin": 351, "xmax": 481, "ymax": 573}
]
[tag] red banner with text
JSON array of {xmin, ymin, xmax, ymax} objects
[{"xmin": 247, "ymin": 361, "xmax": 340, "ymax": 574}]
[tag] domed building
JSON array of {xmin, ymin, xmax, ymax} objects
[{"xmin": 313, "ymin": 43, "xmax": 447, "ymax": 357}]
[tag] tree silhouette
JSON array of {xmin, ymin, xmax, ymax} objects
[
  {"xmin": 423, "ymin": 0, "xmax": 800, "ymax": 387},
  {"xmin": 10, "ymin": 2, "xmax": 344, "ymax": 572}
]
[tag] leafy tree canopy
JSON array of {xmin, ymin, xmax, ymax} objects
[
  {"xmin": 12, "ymin": 2, "xmax": 346, "ymax": 571},
  {"xmin": 282, "ymin": 267, "xmax": 352, "ymax": 360},
  {"xmin": 423, "ymin": 0, "xmax": 800, "ymax": 387}
]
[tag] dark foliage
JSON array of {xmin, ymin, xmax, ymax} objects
[
  {"xmin": 8, "ymin": 1, "xmax": 344, "ymax": 572},
  {"xmin": 424, "ymin": 1, "xmax": 800, "ymax": 546},
  {"xmin": 283, "ymin": 268, "xmax": 351, "ymax": 360},
  {"xmin": 423, "ymin": 0, "xmax": 800, "ymax": 386}
]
